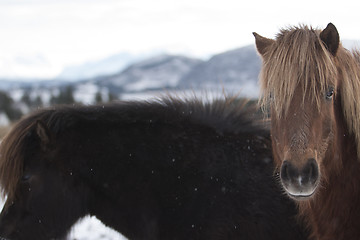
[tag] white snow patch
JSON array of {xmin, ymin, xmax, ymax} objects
[
  {"xmin": 0, "ymin": 113, "xmax": 10, "ymax": 127},
  {"xmin": 29, "ymin": 89, "xmax": 53, "ymax": 106},
  {"xmin": 0, "ymin": 198, "xmax": 127, "ymax": 240},
  {"xmin": 69, "ymin": 216, "xmax": 127, "ymax": 240},
  {"xmin": 74, "ymin": 83, "xmax": 100, "ymax": 104},
  {"xmin": 10, "ymin": 89, "xmax": 24, "ymax": 102}
]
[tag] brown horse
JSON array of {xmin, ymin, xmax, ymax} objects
[{"xmin": 254, "ymin": 23, "xmax": 360, "ymax": 240}]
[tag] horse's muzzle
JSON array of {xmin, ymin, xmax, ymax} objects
[{"xmin": 280, "ymin": 158, "xmax": 319, "ymax": 200}]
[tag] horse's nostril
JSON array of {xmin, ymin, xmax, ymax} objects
[
  {"xmin": 280, "ymin": 160, "xmax": 292, "ymax": 182},
  {"xmin": 302, "ymin": 158, "xmax": 319, "ymax": 184}
]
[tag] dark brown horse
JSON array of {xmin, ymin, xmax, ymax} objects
[
  {"xmin": 0, "ymin": 98, "xmax": 308, "ymax": 239},
  {"xmin": 255, "ymin": 23, "xmax": 360, "ymax": 240}
]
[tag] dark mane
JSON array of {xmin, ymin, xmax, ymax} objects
[{"xmin": 0, "ymin": 96, "xmax": 264, "ymax": 199}]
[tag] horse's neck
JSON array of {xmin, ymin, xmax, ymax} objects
[
  {"xmin": 306, "ymin": 161, "xmax": 360, "ymax": 239},
  {"xmin": 300, "ymin": 115, "xmax": 360, "ymax": 240}
]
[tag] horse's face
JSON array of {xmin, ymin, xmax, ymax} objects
[
  {"xmin": 0, "ymin": 122, "xmax": 88, "ymax": 240},
  {"xmin": 254, "ymin": 23, "xmax": 340, "ymax": 200},
  {"xmin": 270, "ymin": 86, "xmax": 336, "ymax": 200}
]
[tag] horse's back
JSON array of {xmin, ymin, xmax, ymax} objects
[
  {"xmin": 0, "ymin": 98, "xmax": 308, "ymax": 240},
  {"xmin": 61, "ymin": 100, "xmax": 307, "ymax": 240}
]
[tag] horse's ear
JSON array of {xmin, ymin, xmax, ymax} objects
[
  {"xmin": 320, "ymin": 23, "xmax": 339, "ymax": 56},
  {"xmin": 36, "ymin": 120, "xmax": 53, "ymax": 151},
  {"xmin": 253, "ymin": 32, "xmax": 275, "ymax": 56}
]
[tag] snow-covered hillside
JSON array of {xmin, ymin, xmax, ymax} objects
[
  {"xmin": 57, "ymin": 52, "xmax": 147, "ymax": 81},
  {"xmin": 179, "ymin": 45, "xmax": 260, "ymax": 89},
  {"xmin": 0, "ymin": 45, "xmax": 263, "ymax": 109},
  {"xmin": 98, "ymin": 54, "xmax": 203, "ymax": 92}
]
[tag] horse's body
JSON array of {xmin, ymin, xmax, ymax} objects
[
  {"xmin": 0, "ymin": 98, "xmax": 308, "ymax": 239},
  {"xmin": 255, "ymin": 23, "xmax": 360, "ymax": 239}
]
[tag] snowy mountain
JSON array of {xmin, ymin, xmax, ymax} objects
[
  {"xmin": 180, "ymin": 45, "xmax": 260, "ymax": 87},
  {"xmin": 90, "ymin": 45, "xmax": 262, "ymax": 98},
  {"xmin": 0, "ymin": 45, "xmax": 264, "ymax": 109},
  {"xmin": 178, "ymin": 45, "xmax": 261, "ymax": 97},
  {"xmin": 96, "ymin": 54, "xmax": 203, "ymax": 92},
  {"xmin": 57, "ymin": 52, "xmax": 147, "ymax": 81}
]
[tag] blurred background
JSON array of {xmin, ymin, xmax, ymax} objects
[{"xmin": 1, "ymin": 0, "xmax": 360, "ymax": 239}]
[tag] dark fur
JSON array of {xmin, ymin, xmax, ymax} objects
[{"xmin": 0, "ymin": 97, "xmax": 308, "ymax": 239}]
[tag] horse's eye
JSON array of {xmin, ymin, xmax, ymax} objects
[
  {"xmin": 326, "ymin": 87, "xmax": 334, "ymax": 100},
  {"xmin": 21, "ymin": 173, "xmax": 32, "ymax": 182}
]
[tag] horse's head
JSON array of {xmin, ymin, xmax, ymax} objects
[
  {"xmin": 0, "ymin": 120, "xmax": 89, "ymax": 239},
  {"xmin": 254, "ymin": 23, "xmax": 341, "ymax": 200}
]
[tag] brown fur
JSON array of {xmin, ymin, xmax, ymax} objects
[
  {"xmin": 255, "ymin": 24, "xmax": 360, "ymax": 240},
  {"xmin": 257, "ymin": 25, "xmax": 336, "ymax": 118},
  {"xmin": 0, "ymin": 110, "xmax": 51, "ymax": 198},
  {"xmin": 256, "ymin": 24, "xmax": 360, "ymax": 157},
  {"xmin": 0, "ymin": 120, "xmax": 32, "ymax": 198}
]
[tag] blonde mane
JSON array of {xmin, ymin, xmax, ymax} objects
[
  {"xmin": 259, "ymin": 25, "xmax": 337, "ymax": 117},
  {"xmin": 258, "ymin": 25, "xmax": 360, "ymax": 158},
  {"xmin": 337, "ymin": 48, "xmax": 360, "ymax": 156}
]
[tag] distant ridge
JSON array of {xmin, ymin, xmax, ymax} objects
[
  {"xmin": 96, "ymin": 54, "xmax": 203, "ymax": 92},
  {"xmin": 179, "ymin": 45, "xmax": 260, "ymax": 89},
  {"xmin": 0, "ymin": 45, "xmax": 263, "ymax": 105}
]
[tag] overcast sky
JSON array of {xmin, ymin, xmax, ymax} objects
[{"xmin": 1, "ymin": 0, "xmax": 360, "ymax": 79}]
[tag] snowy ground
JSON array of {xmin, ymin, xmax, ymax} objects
[
  {"xmin": 68, "ymin": 216, "xmax": 127, "ymax": 240},
  {"xmin": 0, "ymin": 198, "xmax": 127, "ymax": 240}
]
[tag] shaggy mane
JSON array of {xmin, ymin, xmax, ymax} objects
[
  {"xmin": 258, "ymin": 24, "xmax": 360, "ymax": 158},
  {"xmin": 259, "ymin": 25, "xmax": 336, "ymax": 117},
  {"xmin": 0, "ymin": 112, "xmax": 47, "ymax": 198},
  {"xmin": 0, "ymin": 96, "xmax": 264, "ymax": 198},
  {"xmin": 337, "ymin": 48, "xmax": 360, "ymax": 156}
]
